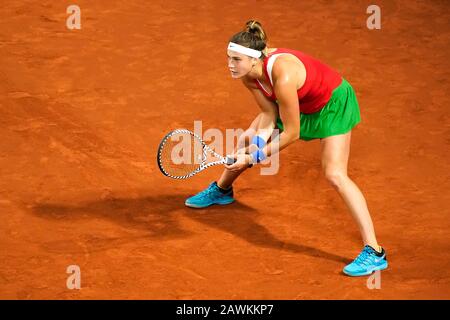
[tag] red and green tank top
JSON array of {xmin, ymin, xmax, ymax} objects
[{"xmin": 254, "ymin": 48, "xmax": 343, "ymax": 114}]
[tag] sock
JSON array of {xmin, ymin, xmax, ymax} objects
[
  {"xmin": 369, "ymin": 245, "xmax": 384, "ymax": 256},
  {"xmin": 216, "ymin": 182, "xmax": 232, "ymax": 194}
]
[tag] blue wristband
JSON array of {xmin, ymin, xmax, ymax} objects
[
  {"xmin": 250, "ymin": 149, "xmax": 267, "ymax": 164},
  {"xmin": 251, "ymin": 135, "xmax": 266, "ymax": 148}
]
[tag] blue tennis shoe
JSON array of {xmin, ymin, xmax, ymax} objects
[
  {"xmin": 343, "ymin": 245, "xmax": 388, "ymax": 277},
  {"xmin": 185, "ymin": 181, "xmax": 235, "ymax": 208}
]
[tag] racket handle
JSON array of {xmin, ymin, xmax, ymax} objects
[{"xmin": 224, "ymin": 156, "xmax": 236, "ymax": 165}]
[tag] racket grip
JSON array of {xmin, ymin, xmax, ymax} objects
[{"xmin": 224, "ymin": 156, "xmax": 236, "ymax": 165}]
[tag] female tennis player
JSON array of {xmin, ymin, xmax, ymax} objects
[{"xmin": 185, "ymin": 20, "xmax": 387, "ymax": 277}]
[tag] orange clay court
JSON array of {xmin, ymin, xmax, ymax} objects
[{"xmin": 0, "ymin": 0, "xmax": 449, "ymax": 299}]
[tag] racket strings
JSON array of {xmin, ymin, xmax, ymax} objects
[{"xmin": 159, "ymin": 132, "xmax": 204, "ymax": 177}]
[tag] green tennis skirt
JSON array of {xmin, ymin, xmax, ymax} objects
[{"xmin": 276, "ymin": 78, "xmax": 361, "ymax": 141}]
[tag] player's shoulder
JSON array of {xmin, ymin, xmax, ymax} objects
[
  {"xmin": 272, "ymin": 53, "xmax": 306, "ymax": 85},
  {"xmin": 273, "ymin": 53, "xmax": 304, "ymax": 72}
]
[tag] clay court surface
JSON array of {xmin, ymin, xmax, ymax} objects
[{"xmin": 1, "ymin": 0, "xmax": 449, "ymax": 299}]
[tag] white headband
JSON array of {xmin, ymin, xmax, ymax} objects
[{"xmin": 227, "ymin": 42, "xmax": 262, "ymax": 59}]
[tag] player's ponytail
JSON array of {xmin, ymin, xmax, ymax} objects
[
  {"xmin": 244, "ymin": 20, "xmax": 267, "ymax": 43},
  {"xmin": 229, "ymin": 20, "xmax": 268, "ymax": 58}
]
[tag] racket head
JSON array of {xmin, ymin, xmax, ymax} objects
[{"xmin": 157, "ymin": 129, "xmax": 206, "ymax": 179}]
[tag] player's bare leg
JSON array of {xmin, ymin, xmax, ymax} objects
[
  {"xmin": 320, "ymin": 131, "xmax": 380, "ymax": 251},
  {"xmin": 217, "ymin": 166, "xmax": 247, "ymax": 189}
]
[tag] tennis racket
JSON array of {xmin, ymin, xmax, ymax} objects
[{"xmin": 157, "ymin": 129, "xmax": 235, "ymax": 179}]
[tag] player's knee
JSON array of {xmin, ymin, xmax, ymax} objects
[{"xmin": 323, "ymin": 168, "xmax": 347, "ymax": 189}]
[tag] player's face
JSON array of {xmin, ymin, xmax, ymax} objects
[{"xmin": 227, "ymin": 50, "xmax": 254, "ymax": 79}]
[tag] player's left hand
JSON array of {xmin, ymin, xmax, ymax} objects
[{"xmin": 224, "ymin": 153, "xmax": 252, "ymax": 172}]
